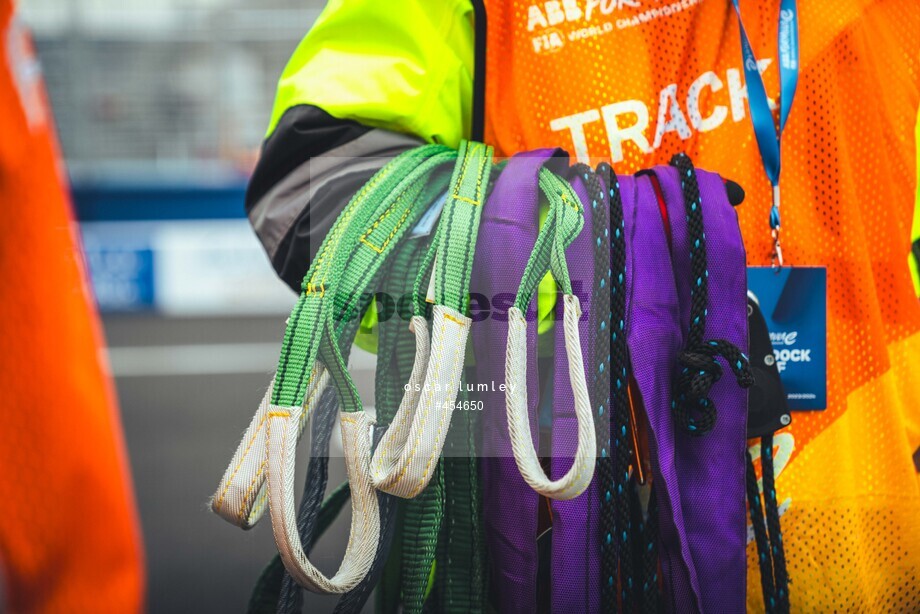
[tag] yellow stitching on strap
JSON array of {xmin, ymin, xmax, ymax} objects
[
  {"xmin": 450, "ymin": 143, "xmax": 477, "ymax": 202},
  {"xmin": 268, "ymin": 411, "xmax": 291, "ymax": 418},
  {"xmin": 388, "ymin": 317, "xmax": 447, "ymax": 491},
  {"xmin": 360, "ymin": 193, "xmax": 413, "ymax": 253},
  {"xmin": 443, "ymin": 313, "xmax": 467, "ymax": 326},
  {"xmin": 305, "ymin": 283, "xmax": 326, "ymax": 296},
  {"xmin": 214, "ymin": 413, "xmax": 268, "ymax": 513},
  {"xmin": 238, "ymin": 457, "xmax": 268, "ymax": 524},
  {"xmin": 307, "ymin": 166, "xmax": 388, "ymax": 291},
  {"xmin": 560, "ymin": 190, "xmax": 580, "ymax": 213},
  {"xmin": 452, "ymin": 195, "xmax": 481, "ymax": 206}
]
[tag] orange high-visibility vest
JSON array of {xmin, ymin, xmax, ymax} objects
[
  {"xmin": 483, "ymin": 1, "xmax": 920, "ymax": 610},
  {"xmin": 0, "ymin": 3, "xmax": 145, "ymax": 612}
]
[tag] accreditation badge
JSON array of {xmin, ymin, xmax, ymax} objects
[{"xmin": 747, "ymin": 266, "xmax": 827, "ymax": 411}]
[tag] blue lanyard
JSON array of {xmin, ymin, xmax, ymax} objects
[{"xmin": 730, "ymin": 0, "xmax": 799, "ymax": 268}]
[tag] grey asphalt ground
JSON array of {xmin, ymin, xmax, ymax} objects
[{"xmin": 104, "ymin": 314, "xmax": 375, "ymax": 614}]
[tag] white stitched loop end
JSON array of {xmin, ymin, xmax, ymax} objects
[
  {"xmin": 369, "ymin": 315, "xmax": 429, "ymax": 487},
  {"xmin": 370, "ymin": 306, "xmax": 470, "ymax": 498},
  {"xmin": 506, "ymin": 294, "xmax": 596, "ymax": 500},
  {"xmin": 212, "ymin": 369, "xmax": 330, "ymax": 529},
  {"xmin": 267, "ymin": 409, "xmax": 380, "ymax": 594}
]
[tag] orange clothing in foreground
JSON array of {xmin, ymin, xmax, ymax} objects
[{"xmin": 0, "ymin": 4, "xmax": 145, "ymax": 612}]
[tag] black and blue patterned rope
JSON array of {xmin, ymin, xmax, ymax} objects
[
  {"xmin": 668, "ymin": 153, "xmax": 754, "ymax": 436},
  {"xmin": 599, "ymin": 161, "xmax": 639, "ymax": 610},
  {"xmin": 640, "ymin": 486, "xmax": 659, "ymax": 613},
  {"xmin": 570, "ymin": 162, "xmax": 619, "ymax": 612},
  {"xmin": 761, "ymin": 434, "xmax": 790, "ymax": 613},
  {"xmin": 746, "ymin": 448, "xmax": 777, "ymax": 613}
]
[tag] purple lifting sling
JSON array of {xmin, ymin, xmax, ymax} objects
[
  {"xmin": 627, "ymin": 167, "xmax": 749, "ymax": 613},
  {"xmin": 550, "ymin": 170, "xmax": 601, "ymax": 613},
  {"xmin": 472, "ymin": 153, "xmax": 749, "ymax": 613},
  {"xmin": 654, "ymin": 164, "xmax": 750, "ymax": 613},
  {"xmin": 470, "ymin": 148, "xmax": 566, "ymax": 613},
  {"xmin": 472, "ymin": 151, "xmax": 605, "ymax": 613},
  {"xmin": 626, "ymin": 172, "xmax": 701, "ymax": 611}
]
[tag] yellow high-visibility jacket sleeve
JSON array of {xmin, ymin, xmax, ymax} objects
[
  {"xmin": 261, "ymin": 0, "xmax": 559, "ymax": 345},
  {"xmin": 266, "ymin": 0, "xmax": 474, "ymax": 147}
]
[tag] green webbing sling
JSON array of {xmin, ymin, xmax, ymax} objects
[
  {"xmin": 211, "ymin": 145, "xmax": 458, "ymax": 599},
  {"xmin": 299, "ymin": 167, "xmax": 457, "ymax": 610},
  {"xmin": 502, "ymin": 167, "xmax": 597, "ymax": 502},
  {"xmin": 212, "ymin": 145, "xmax": 455, "ymax": 535},
  {"xmin": 437, "ymin": 384, "xmax": 486, "ymax": 613},
  {"xmin": 271, "ymin": 147, "xmax": 455, "ymax": 409},
  {"xmin": 238, "ymin": 141, "xmax": 492, "ymax": 609},
  {"xmin": 246, "ymin": 162, "xmax": 449, "ymax": 612},
  {"xmin": 374, "ymin": 237, "xmax": 430, "ymax": 614},
  {"xmin": 515, "ymin": 168, "xmax": 585, "ymax": 312},
  {"xmin": 437, "ymin": 146, "xmax": 491, "ymax": 609},
  {"xmin": 265, "ymin": 144, "xmax": 460, "ymax": 594},
  {"xmin": 395, "ymin": 140, "xmax": 493, "ymax": 614}
]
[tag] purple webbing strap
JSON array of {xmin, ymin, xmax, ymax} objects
[
  {"xmin": 625, "ymin": 174, "xmax": 702, "ymax": 612},
  {"xmin": 550, "ymin": 172, "xmax": 601, "ymax": 613},
  {"xmin": 470, "ymin": 149, "xmax": 565, "ymax": 613},
  {"xmin": 654, "ymin": 166, "xmax": 749, "ymax": 613}
]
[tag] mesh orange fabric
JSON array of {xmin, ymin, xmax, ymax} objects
[
  {"xmin": 483, "ymin": 0, "xmax": 920, "ymax": 610},
  {"xmin": 0, "ymin": 4, "xmax": 145, "ymax": 612}
]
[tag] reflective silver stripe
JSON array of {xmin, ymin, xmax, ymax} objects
[{"xmin": 248, "ymin": 129, "xmax": 424, "ymax": 260}]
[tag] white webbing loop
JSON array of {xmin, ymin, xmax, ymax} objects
[
  {"xmin": 369, "ymin": 306, "xmax": 470, "ymax": 498},
  {"xmin": 211, "ymin": 145, "xmax": 459, "ymax": 594},
  {"xmin": 365, "ymin": 140, "xmax": 490, "ymax": 499},
  {"xmin": 263, "ymin": 313, "xmax": 382, "ymax": 593},
  {"xmin": 267, "ymin": 408, "xmax": 380, "ymax": 594},
  {"xmin": 211, "ymin": 369, "xmax": 330, "ymax": 529},
  {"xmin": 506, "ymin": 294, "xmax": 596, "ymax": 499}
]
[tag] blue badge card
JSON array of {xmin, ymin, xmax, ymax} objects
[{"xmin": 747, "ymin": 266, "xmax": 827, "ymax": 410}]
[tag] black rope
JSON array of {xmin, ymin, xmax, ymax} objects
[
  {"xmin": 640, "ymin": 486, "xmax": 659, "ymax": 613},
  {"xmin": 667, "ymin": 153, "xmax": 787, "ymax": 613},
  {"xmin": 570, "ymin": 162, "xmax": 618, "ymax": 613},
  {"xmin": 600, "ymin": 160, "xmax": 664, "ymax": 612},
  {"xmin": 745, "ymin": 435, "xmax": 791, "ymax": 614},
  {"xmin": 627, "ymin": 481, "xmax": 645, "ymax": 608},
  {"xmin": 600, "ymin": 161, "xmax": 635, "ymax": 610},
  {"xmin": 761, "ymin": 434, "xmax": 790, "ymax": 613},
  {"xmin": 668, "ymin": 153, "xmax": 754, "ymax": 436},
  {"xmin": 746, "ymin": 449, "xmax": 776, "ymax": 612},
  {"xmin": 624, "ymin": 478, "xmax": 661, "ymax": 614}
]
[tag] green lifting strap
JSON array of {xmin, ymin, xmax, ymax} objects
[
  {"xmin": 271, "ymin": 146, "xmax": 456, "ymax": 409},
  {"xmin": 229, "ymin": 140, "xmax": 495, "ymax": 610},
  {"xmin": 437, "ymin": 145, "xmax": 491, "ymax": 611},
  {"xmin": 213, "ymin": 144, "xmax": 459, "ymax": 598},
  {"xmin": 514, "ymin": 167, "xmax": 584, "ymax": 310},
  {"xmin": 246, "ymin": 140, "xmax": 492, "ymax": 610},
  {"xmin": 435, "ymin": 141, "xmax": 492, "ymax": 312},
  {"xmin": 245, "ymin": 162, "xmax": 450, "ymax": 612},
  {"xmin": 374, "ymin": 237, "xmax": 430, "ymax": 614},
  {"xmin": 265, "ymin": 144, "xmax": 458, "ymax": 593},
  {"xmin": 212, "ymin": 145, "xmax": 456, "ymax": 533},
  {"xmin": 502, "ymin": 167, "xmax": 596, "ymax": 501},
  {"xmin": 438, "ymin": 382, "xmax": 486, "ymax": 613},
  {"xmin": 399, "ymin": 139, "xmax": 493, "ymax": 614}
]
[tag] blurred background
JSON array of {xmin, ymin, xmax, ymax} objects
[{"xmin": 19, "ymin": 1, "xmax": 375, "ymax": 611}]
